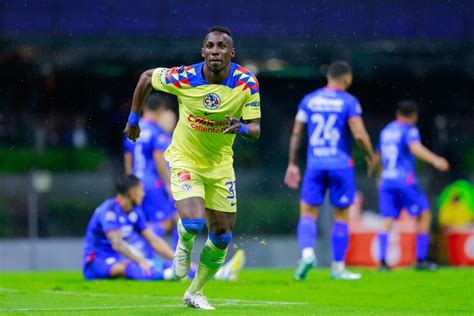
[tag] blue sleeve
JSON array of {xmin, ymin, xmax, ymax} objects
[
  {"xmin": 152, "ymin": 130, "xmax": 169, "ymax": 152},
  {"xmin": 99, "ymin": 209, "xmax": 121, "ymax": 233},
  {"xmin": 376, "ymin": 139, "xmax": 381, "ymax": 153},
  {"xmin": 295, "ymin": 96, "xmax": 309, "ymax": 123},
  {"xmin": 347, "ymin": 96, "xmax": 362, "ymax": 118},
  {"xmin": 123, "ymin": 136, "xmax": 134, "ymax": 153},
  {"xmin": 405, "ymin": 126, "xmax": 421, "ymax": 145},
  {"xmin": 133, "ymin": 209, "xmax": 148, "ymax": 233}
]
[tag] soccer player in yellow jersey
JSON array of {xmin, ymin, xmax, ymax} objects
[{"xmin": 123, "ymin": 26, "xmax": 261, "ymax": 310}]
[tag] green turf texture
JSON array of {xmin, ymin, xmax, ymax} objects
[{"xmin": 0, "ymin": 268, "xmax": 472, "ymax": 315}]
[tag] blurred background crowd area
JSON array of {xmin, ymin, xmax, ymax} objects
[{"xmin": 1, "ymin": 0, "xmax": 473, "ymax": 239}]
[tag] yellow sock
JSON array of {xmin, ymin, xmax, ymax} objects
[{"xmin": 188, "ymin": 239, "xmax": 227, "ymax": 293}]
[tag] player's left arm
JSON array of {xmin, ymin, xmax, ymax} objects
[
  {"xmin": 348, "ymin": 116, "xmax": 377, "ymax": 177},
  {"xmin": 223, "ymin": 116, "xmax": 261, "ymax": 141},
  {"xmin": 224, "ymin": 73, "xmax": 261, "ymax": 141},
  {"xmin": 409, "ymin": 142, "xmax": 450, "ymax": 172},
  {"xmin": 140, "ymin": 227, "xmax": 175, "ymax": 260},
  {"xmin": 372, "ymin": 151, "xmax": 383, "ymax": 186},
  {"xmin": 406, "ymin": 127, "xmax": 449, "ymax": 172},
  {"xmin": 346, "ymin": 98, "xmax": 377, "ymax": 176},
  {"xmin": 373, "ymin": 141, "xmax": 383, "ymax": 179}
]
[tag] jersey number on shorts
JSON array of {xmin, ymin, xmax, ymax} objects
[{"xmin": 225, "ymin": 181, "xmax": 237, "ymax": 206}]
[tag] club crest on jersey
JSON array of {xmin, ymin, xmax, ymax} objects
[
  {"xmin": 182, "ymin": 182, "xmax": 192, "ymax": 192},
  {"xmin": 203, "ymin": 93, "xmax": 221, "ymax": 110}
]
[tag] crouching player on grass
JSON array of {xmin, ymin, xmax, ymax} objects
[
  {"xmin": 82, "ymin": 175, "xmax": 177, "ymax": 280},
  {"xmin": 82, "ymin": 175, "xmax": 246, "ymax": 281}
]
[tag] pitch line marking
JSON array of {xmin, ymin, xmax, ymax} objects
[
  {"xmin": 1, "ymin": 288, "xmax": 307, "ymax": 312},
  {"xmin": 0, "ymin": 305, "xmax": 182, "ymax": 313},
  {"xmin": 41, "ymin": 290, "xmax": 307, "ymax": 305},
  {"xmin": 0, "ymin": 301, "xmax": 306, "ymax": 313}
]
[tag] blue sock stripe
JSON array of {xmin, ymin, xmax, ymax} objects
[
  {"xmin": 378, "ymin": 232, "xmax": 389, "ymax": 261},
  {"xmin": 333, "ymin": 221, "xmax": 348, "ymax": 234},
  {"xmin": 416, "ymin": 233, "xmax": 429, "ymax": 261},
  {"xmin": 208, "ymin": 232, "xmax": 232, "ymax": 249},
  {"xmin": 181, "ymin": 218, "xmax": 206, "ymax": 235}
]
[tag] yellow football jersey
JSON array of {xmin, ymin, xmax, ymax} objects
[{"xmin": 151, "ymin": 62, "xmax": 261, "ymax": 169}]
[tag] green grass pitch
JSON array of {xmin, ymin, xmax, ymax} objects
[{"xmin": 1, "ymin": 268, "xmax": 473, "ymax": 315}]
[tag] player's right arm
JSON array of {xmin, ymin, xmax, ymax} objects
[
  {"xmin": 284, "ymin": 119, "xmax": 305, "ymax": 189},
  {"xmin": 140, "ymin": 227, "xmax": 174, "ymax": 260},
  {"xmin": 123, "ymin": 137, "xmax": 134, "ymax": 175},
  {"xmin": 409, "ymin": 142, "xmax": 450, "ymax": 172},
  {"xmin": 123, "ymin": 153, "xmax": 133, "ymax": 175},
  {"xmin": 348, "ymin": 116, "xmax": 377, "ymax": 176},
  {"xmin": 105, "ymin": 230, "xmax": 151, "ymax": 273},
  {"xmin": 153, "ymin": 150, "xmax": 171, "ymax": 195},
  {"xmin": 123, "ymin": 69, "xmax": 154, "ymax": 142}
]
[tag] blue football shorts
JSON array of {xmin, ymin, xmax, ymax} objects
[
  {"xmin": 379, "ymin": 184, "xmax": 429, "ymax": 219},
  {"xmin": 301, "ymin": 167, "xmax": 355, "ymax": 208}
]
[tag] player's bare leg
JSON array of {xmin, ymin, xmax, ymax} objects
[
  {"xmin": 174, "ymin": 197, "xmax": 206, "ymax": 279},
  {"xmin": 184, "ymin": 209, "xmax": 235, "ymax": 310},
  {"xmin": 330, "ymin": 207, "xmax": 361, "ymax": 280},
  {"xmin": 294, "ymin": 201, "xmax": 319, "ymax": 280},
  {"xmin": 415, "ymin": 210, "xmax": 437, "ymax": 270}
]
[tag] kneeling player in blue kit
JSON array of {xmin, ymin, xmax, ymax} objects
[
  {"xmin": 82, "ymin": 175, "xmax": 245, "ymax": 281},
  {"xmin": 82, "ymin": 175, "xmax": 176, "ymax": 280}
]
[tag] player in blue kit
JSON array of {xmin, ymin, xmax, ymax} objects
[
  {"xmin": 83, "ymin": 175, "xmax": 246, "ymax": 281},
  {"xmin": 82, "ymin": 175, "xmax": 176, "ymax": 280},
  {"xmin": 284, "ymin": 61, "xmax": 376, "ymax": 280},
  {"xmin": 376, "ymin": 100, "xmax": 449, "ymax": 271},
  {"xmin": 124, "ymin": 94, "xmax": 178, "ymax": 256}
]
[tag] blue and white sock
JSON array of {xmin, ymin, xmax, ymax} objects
[
  {"xmin": 416, "ymin": 233, "xmax": 429, "ymax": 261},
  {"xmin": 297, "ymin": 216, "xmax": 317, "ymax": 260}
]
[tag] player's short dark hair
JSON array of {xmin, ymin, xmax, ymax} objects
[
  {"xmin": 327, "ymin": 60, "xmax": 352, "ymax": 79},
  {"xmin": 145, "ymin": 93, "xmax": 171, "ymax": 112},
  {"xmin": 207, "ymin": 26, "xmax": 232, "ymax": 37},
  {"xmin": 396, "ymin": 100, "xmax": 419, "ymax": 117},
  {"xmin": 116, "ymin": 175, "xmax": 141, "ymax": 195}
]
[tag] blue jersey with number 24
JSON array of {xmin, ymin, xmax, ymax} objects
[{"xmin": 296, "ymin": 87, "xmax": 362, "ymax": 170}]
